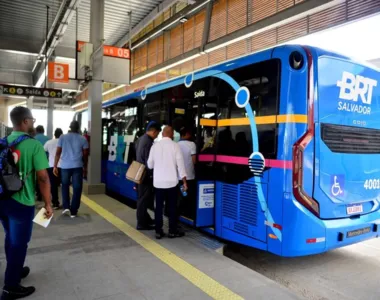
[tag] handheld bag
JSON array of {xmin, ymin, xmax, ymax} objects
[
  {"xmin": 0, "ymin": 135, "xmax": 31, "ymax": 200},
  {"xmin": 125, "ymin": 160, "xmax": 146, "ymax": 184}
]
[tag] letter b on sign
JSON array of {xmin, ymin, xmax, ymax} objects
[{"xmin": 48, "ymin": 62, "xmax": 69, "ymax": 83}]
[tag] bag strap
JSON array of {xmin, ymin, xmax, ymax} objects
[{"xmin": 9, "ymin": 134, "xmax": 31, "ymax": 148}]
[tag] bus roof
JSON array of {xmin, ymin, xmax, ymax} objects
[{"xmin": 102, "ymin": 44, "xmax": 377, "ymax": 109}]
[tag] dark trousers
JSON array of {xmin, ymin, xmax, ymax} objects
[
  {"xmin": 47, "ymin": 167, "xmax": 61, "ymax": 207},
  {"xmin": 61, "ymin": 168, "xmax": 83, "ymax": 215},
  {"xmin": 137, "ymin": 181, "xmax": 154, "ymax": 227},
  {"xmin": 155, "ymin": 187, "xmax": 178, "ymax": 234},
  {"xmin": 0, "ymin": 198, "xmax": 34, "ymax": 287}
]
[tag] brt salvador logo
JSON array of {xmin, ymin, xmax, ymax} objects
[{"xmin": 336, "ymin": 71, "xmax": 377, "ymax": 115}]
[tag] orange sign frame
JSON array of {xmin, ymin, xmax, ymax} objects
[
  {"xmin": 77, "ymin": 41, "xmax": 130, "ymax": 59},
  {"xmin": 48, "ymin": 62, "xmax": 69, "ymax": 83}
]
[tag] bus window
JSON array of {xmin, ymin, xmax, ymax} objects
[{"xmin": 215, "ymin": 59, "xmax": 280, "ymax": 183}]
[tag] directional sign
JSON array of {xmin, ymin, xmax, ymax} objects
[
  {"xmin": 0, "ymin": 84, "xmax": 62, "ymax": 98},
  {"xmin": 77, "ymin": 41, "xmax": 130, "ymax": 59}
]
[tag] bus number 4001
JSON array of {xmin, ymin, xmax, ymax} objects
[{"xmin": 364, "ymin": 179, "xmax": 380, "ymax": 190}]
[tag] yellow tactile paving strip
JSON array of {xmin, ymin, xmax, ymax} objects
[{"xmin": 82, "ymin": 194, "xmax": 244, "ymax": 300}]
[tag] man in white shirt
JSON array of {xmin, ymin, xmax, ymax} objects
[
  {"xmin": 44, "ymin": 128, "xmax": 63, "ymax": 209},
  {"xmin": 178, "ymin": 128, "xmax": 197, "ymax": 220},
  {"xmin": 148, "ymin": 126, "xmax": 188, "ymax": 239}
]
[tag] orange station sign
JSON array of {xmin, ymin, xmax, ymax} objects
[
  {"xmin": 77, "ymin": 41, "xmax": 130, "ymax": 59},
  {"xmin": 48, "ymin": 62, "xmax": 69, "ymax": 83}
]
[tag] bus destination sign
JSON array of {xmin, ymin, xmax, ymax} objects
[{"xmin": 0, "ymin": 84, "xmax": 63, "ymax": 98}]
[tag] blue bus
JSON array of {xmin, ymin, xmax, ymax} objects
[{"xmin": 77, "ymin": 45, "xmax": 380, "ymax": 257}]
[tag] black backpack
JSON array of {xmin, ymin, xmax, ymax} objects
[{"xmin": 0, "ymin": 135, "xmax": 31, "ymax": 200}]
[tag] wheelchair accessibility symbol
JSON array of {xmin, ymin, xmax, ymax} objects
[{"xmin": 331, "ymin": 175, "xmax": 344, "ymax": 197}]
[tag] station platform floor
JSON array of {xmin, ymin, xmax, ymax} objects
[{"xmin": 0, "ymin": 193, "xmax": 300, "ymax": 300}]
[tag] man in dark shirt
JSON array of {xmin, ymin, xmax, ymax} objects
[{"xmin": 135, "ymin": 122, "xmax": 161, "ymax": 230}]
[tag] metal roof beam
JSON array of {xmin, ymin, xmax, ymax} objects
[
  {"xmin": 0, "ymin": 37, "xmax": 41, "ymax": 54},
  {"xmin": 130, "ymin": 0, "xmax": 211, "ymax": 51},
  {"xmin": 31, "ymin": 0, "xmax": 82, "ymax": 84},
  {"xmin": 0, "ymin": 70, "xmax": 33, "ymax": 86},
  {"xmin": 201, "ymin": 0, "xmax": 213, "ymax": 52},
  {"xmin": 115, "ymin": 0, "xmax": 181, "ymax": 47}
]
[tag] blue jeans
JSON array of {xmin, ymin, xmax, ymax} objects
[
  {"xmin": 0, "ymin": 198, "xmax": 34, "ymax": 287},
  {"xmin": 61, "ymin": 168, "xmax": 83, "ymax": 215}
]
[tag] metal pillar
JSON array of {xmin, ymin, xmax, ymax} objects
[
  {"xmin": 201, "ymin": 0, "xmax": 213, "ymax": 52},
  {"xmin": 27, "ymin": 97, "xmax": 33, "ymax": 110},
  {"xmin": 47, "ymin": 99, "xmax": 54, "ymax": 138},
  {"xmin": 86, "ymin": 0, "xmax": 105, "ymax": 194}
]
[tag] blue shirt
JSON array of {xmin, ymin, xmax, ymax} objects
[
  {"xmin": 35, "ymin": 134, "xmax": 50, "ymax": 146},
  {"xmin": 58, "ymin": 133, "xmax": 89, "ymax": 169}
]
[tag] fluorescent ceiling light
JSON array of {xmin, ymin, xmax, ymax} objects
[
  {"xmin": 35, "ymin": 68, "xmax": 47, "ymax": 88},
  {"xmin": 132, "ymin": 17, "xmax": 182, "ymax": 50},
  {"xmin": 284, "ymin": 14, "xmax": 380, "ymax": 62},
  {"xmin": 0, "ymin": 49, "xmax": 38, "ymax": 56},
  {"xmin": 204, "ymin": 0, "xmax": 339, "ymax": 54},
  {"xmin": 55, "ymin": 56, "xmax": 76, "ymax": 61},
  {"xmin": 71, "ymin": 100, "xmax": 88, "ymax": 108},
  {"xmin": 102, "ymin": 84, "xmax": 125, "ymax": 96},
  {"xmin": 130, "ymin": 52, "xmax": 201, "ymax": 84},
  {"xmin": 187, "ymin": 0, "xmax": 211, "ymax": 15}
]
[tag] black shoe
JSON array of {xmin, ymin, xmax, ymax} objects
[
  {"xmin": 21, "ymin": 267, "xmax": 30, "ymax": 279},
  {"xmin": 155, "ymin": 231, "xmax": 166, "ymax": 239},
  {"xmin": 52, "ymin": 204, "xmax": 60, "ymax": 210},
  {"xmin": 168, "ymin": 231, "xmax": 185, "ymax": 238},
  {"xmin": 136, "ymin": 224, "xmax": 155, "ymax": 231},
  {"xmin": 2, "ymin": 285, "xmax": 35, "ymax": 299}
]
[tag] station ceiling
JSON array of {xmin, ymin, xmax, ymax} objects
[{"xmin": 0, "ymin": 0, "xmax": 167, "ymax": 73}]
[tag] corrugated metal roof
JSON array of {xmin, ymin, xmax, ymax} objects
[
  {"xmin": 0, "ymin": 0, "xmax": 63, "ymax": 45},
  {"xmin": 60, "ymin": 0, "xmax": 165, "ymax": 47},
  {"xmin": 0, "ymin": 0, "xmax": 166, "ymax": 72},
  {"xmin": 0, "ymin": 52, "xmax": 36, "ymax": 71},
  {"xmin": 0, "ymin": 0, "xmax": 166, "ymax": 50}
]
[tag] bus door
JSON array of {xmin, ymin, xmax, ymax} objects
[{"xmin": 194, "ymin": 78, "xmax": 219, "ymax": 228}]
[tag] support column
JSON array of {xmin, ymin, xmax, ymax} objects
[
  {"xmin": 47, "ymin": 99, "xmax": 54, "ymax": 138},
  {"xmin": 85, "ymin": 0, "xmax": 105, "ymax": 195},
  {"xmin": 27, "ymin": 97, "xmax": 33, "ymax": 110}
]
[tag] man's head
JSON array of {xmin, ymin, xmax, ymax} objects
[
  {"xmin": 36, "ymin": 125, "xmax": 45, "ymax": 134},
  {"xmin": 54, "ymin": 128, "xmax": 63, "ymax": 139},
  {"xmin": 146, "ymin": 122, "xmax": 161, "ymax": 140},
  {"xmin": 10, "ymin": 106, "xmax": 35, "ymax": 134},
  {"xmin": 69, "ymin": 120, "xmax": 80, "ymax": 133},
  {"xmin": 180, "ymin": 127, "xmax": 192, "ymax": 140},
  {"xmin": 162, "ymin": 126, "xmax": 174, "ymax": 140}
]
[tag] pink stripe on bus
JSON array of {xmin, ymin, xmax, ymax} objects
[
  {"xmin": 198, "ymin": 154, "xmax": 215, "ymax": 162},
  {"xmin": 197, "ymin": 154, "xmax": 292, "ymax": 170},
  {"xmin": 216, "ymin": 155, "xmax": 248, "ymax": 165}
]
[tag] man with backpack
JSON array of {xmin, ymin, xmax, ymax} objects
[{"xmin": 0, "ymin": 106, "xmax": 53, "ymax": 299}]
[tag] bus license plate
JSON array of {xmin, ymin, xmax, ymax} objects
[
  {"xmin": 346, "ymin": 204, "xmax": 363, "ymax": 215},
  {"xmin": 347, "ymin": 227, "xmax": 371, "ymax": 238}
]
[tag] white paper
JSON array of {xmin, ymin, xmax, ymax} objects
[{"xmin": 33, "ymin": 208, "xmax": 53, "ymax": 228}]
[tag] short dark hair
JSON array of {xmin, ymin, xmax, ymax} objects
[
  {"xmin": 180, "ymin": 127, "xmax": 192, "ymax": 137},
  {"xmin": 54, "ymin": 128, "xmax": 63, "ymax": 138},
  {"xmin": 70, "ymin": 120, "xmax": 80, "ymax": 132},
  {"xmin": 147, "ymin": 122, "xmax": 161, "ymax": 133},
  {"xmin": 36, "ymin": 125, "xmax": 44, "ymax": 134},
  {"xmin": 10, "ymin": 106, "xmax": 33, "ymax": 126}
]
